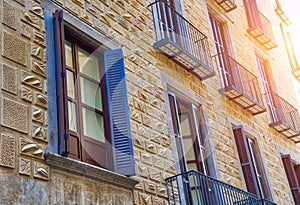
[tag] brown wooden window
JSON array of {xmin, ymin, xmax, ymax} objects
[
  {"xmin": 53, "ymin": 10, "xmax": 135, "ymax": 176},
  {"xmin": 281, "ymin": 154, "xmax": 300, "ymax": 204},
  {"xmin": 233, "ymin": 126, "xmax": 272, "ymax": 200}
]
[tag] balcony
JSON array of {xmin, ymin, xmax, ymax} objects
[
  {"xmin": 275, "ymin": 0, "xmax": 292, "ymax": 25},
  {"xmin": 166, "ymin": 171, "xmax": 278, "ymax": 205},
  {"xmin": 150, "ymin": 0, "xmax": 215, "ymax": 80},
  {"xmin": 246, "ymin": 5, "xmax": 277, "ymax": 50},
  {"xmin": 266, "ymin": 92, "xmax": 300, "ymax": 142},
  {"xmin": 214, "ymin": 0, "xmax": 237, "ymax": 12},
  {"xmin": 216, "ymin": 53, "xmax": 266, "ymax": 115}
]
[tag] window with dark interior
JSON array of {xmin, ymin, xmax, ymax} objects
[
  {"xmin": 233, "ymin": 126, "xmax": 272, "ymax": 200},
  {"xmin": 53, "ymin": 10, "xmax": 135, "ymax": 176}
]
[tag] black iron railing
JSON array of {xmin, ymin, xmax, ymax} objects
[
  {"xmin": 166, "ymin": 171, "xmax": 278, "ymax": 205},
  {"xmin": 217, "ymin": 53, "xmax": 264, "ymax": 105},
  {"xmin": 150, "ymin": 0, "xmax": 214, "ymax": 80},
  {"xmin": 266, "ymin": 92, "xmax": 300, "ymax": 138}
]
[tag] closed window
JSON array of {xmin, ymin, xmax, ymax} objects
[
  {"xmin": 281, "ymin": 154, "xmax": 300, "ymax": 204},
  {"xmin": 233, "ymin": 126, "xmax": 272, "ymax": 200},
  {"xmin": 53, "ymin": 10, "xmax": 135, "ymax": 176}
]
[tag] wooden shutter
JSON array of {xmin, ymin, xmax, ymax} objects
[
  {"xmin": 53, "ymin": 10, "xmax": 70, "ymax": 156},
  {"xmin": 281, "ymin": 154, "xmax": 300, "ymax": 204},
  {"xmin": 105, "ymin": 49, "xmax": 135, "ymax": 176},
  {"xmin": 168, "ymin": 92, "xmax": 186, "ymax": 172},
  {"xmin": 233, "ymin": 126, "xmax": 260, "ymax": 196}
]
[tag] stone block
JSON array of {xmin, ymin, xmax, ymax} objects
[
  {"xmin": 32, "ymin": 124, "xmax": 48, "ymax": 142},
  {"xmin": 21, "ymin": 71, "xmax": 43, "ymax": 91},
  {"xmin": 19, "ymin": 137, "xmax": 44, "ymax": 159},
  {"xmin": 35, "ymin": 93, "xmax": 47, "ymax": 108},
  {"xmin": 3, "ymin": 1, "xmax": 17, "ymax": 29},
  {"xmin": 21, "ymin": 86, "xmax": 34, "ymax": 102},
  {"xmin": 1, "ymin": 98, "xmax": 28, "ymax": 133},
  {"xmin": 2, "ymin": 31, "xmax": 28, "ymax": 66},
  {"xmin": 32, "ymin": 60, "xmax": 46, "ymax": 77},
  {"xmin": 32, "ymin": 107, "xmax": 45, "ymax": 124},
  {"xmin": 0, "ymin": 134, "xmax": 16, "ymax": 168},
  {"xmin": 19, "ymin": 157, "xmax": 31, "ymax": 176},
  {"xmin": 33, "ymin": 161, "xmax": 49, "ymax": 180},
  {"xmin": 1, "ymin": 64, "xmax": 17, "ymax": 94}
]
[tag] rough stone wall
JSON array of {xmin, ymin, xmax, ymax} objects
[{"xmin": 0, "ymin": 0, "xmax": 300, "ymax": 205}]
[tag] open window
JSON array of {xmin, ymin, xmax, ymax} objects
[{"xmin": 53, "ymin": 10, "xmax": 135, "ymax": 176}]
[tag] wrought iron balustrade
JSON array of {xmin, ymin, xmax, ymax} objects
[
  {"xmin": 166, "ymin": 170, "xmax": 278, "ymax": 205},
  {"xmin": 247, "ymin": 6, "xmax": 277, "ymax": 50},
  {"xmin": 150, "ymin": 0, "xmax": 215, "ymax": 80},
  {"xmin": 215, "ymin": 52, "xmax": 265, "ymax": 115},
  {"xmin": 265, "ymin": 92, "xmax": 300, "ymax": 142},
  {"xmin": 274, "ymin": 0, "xmax": 291, "ymax": 25}
]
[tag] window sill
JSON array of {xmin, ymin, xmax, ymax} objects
[{"xmin": 45, "ymin": 152, "xmax": 139, "ymax": 190}]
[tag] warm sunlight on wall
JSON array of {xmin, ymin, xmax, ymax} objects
[{"xmin": 285, "ymin": 0, "xmax": 300, "ymax": 63}]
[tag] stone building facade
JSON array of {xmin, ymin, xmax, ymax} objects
[{"xmin": 0, "ymin": 0, "xmax": 300, "ymax": 204}]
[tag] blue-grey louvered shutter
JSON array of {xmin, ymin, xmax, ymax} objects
[{"xmin": 104, "ymin": 49, "xmax": 136, "ymax": 176}]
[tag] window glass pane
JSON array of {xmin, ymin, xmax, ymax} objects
[
  {"xmin": 82, "ymin": 108, "xmax": 105, "ymax": 142},
  {"xmin": 179, "ymin": 113, "xmax": 191, "ymax": 136},
  {"xmin": 187, "ymin": 163, "xmax": 198, "ymax": 171},
  {"xmin": 78, "ymin": 47, "xmax": 100, "ymax": 81},
  {"xmin": 68, "ymin": 101, "xmax": 77, "ymax": 132},
  {"xmin": 65, "ymin": 41, "xmax": 73, "ymax": 68},
  {"xmin": 183, "ymin": 137, "xmax": 196, "ymax": 161},
  {"xmin": 80, "ymin": 77, "xmax": 102, "ymax": 111},
  {"xmin": 67, "ymin": 70, "xmax": 75, "ymax": 99}
]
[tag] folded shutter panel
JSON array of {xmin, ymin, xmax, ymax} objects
[
  {"xmin": 281, "ymin": 154, "xmax": 300, "ymax": 204},
  {"xmin": 53, "ymin": 10, "xmax": 70, "ymax": 156},
  {"xmin": 104, "ymin": 49, "xmax": 136, "ymax": 176},
  {"xmin": 233, "ymin": 126, "xmax": 260, "ymax": 196}
]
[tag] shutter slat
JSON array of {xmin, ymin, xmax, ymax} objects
[
  {"xmin": 105, "ymin": 49, "xmax": 136, "ymax": 176},
  {"xmin": 281, "ymin": 154, "xmax": 300, "ymax": 204},
  {"xmin": 233, "ymin": 126, "xmax": 260, "ymax": 196},
  {"xmin": 53, "ymin": 10, "xmax": 70, "ymax": 156}
]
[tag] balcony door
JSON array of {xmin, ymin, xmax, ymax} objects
[
  {"xmin": 209, "ymin": 15, "xmax": 234, "ymax": 88},
  {"xmin": 256, "ymin": 56, "xmax": 278, "ymax": 122},
  {"xmin": 168, "ymin": 92, "xmax": 208, "ymax": 175}
]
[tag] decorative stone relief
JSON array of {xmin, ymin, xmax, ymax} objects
[
  {"xmin": 31, "ymin": 43, "xmax": 44, "ymax": 60},
  {"xmin": 79, "ymin": 11, "xmax": 92, "ymax": 25},
  {"xmin": 134, "ymin": 99, "xmax": 146, "ymax": 112},
  {"xmin": 149, "ymin": 168, "xmax": 161, "ymax": 182},
  {"xmin": 162, "ymin": 135, "xmax": 170, "ymax": 147},
  {"xmin": 145, "ymin": 141, "xmax": 156, "ymax": 154},
  {"xmin": 117, "ymin": 16, "xmax": 128, "ymax": 29},
  {"xmin": 35, "ymin": 93, "xmax": 47, "ymax": 108},
  {"xmin": 19, "ymin": 157, "xmax": 31, "ymax": 175},
  {"xmin": 14, "ymin": 0, "xmax": 25, "ymax": 6},
  {"xmin": 29, "ymin": 2, "xmax": 44, "ymax": 18},
  {"xmin": 32, "ymin": 60, "xmax": 46, "ymax": 77},
  {"xmin": 142, "ymin": 115, "xmax": 151, "ymax": 127},
  {"xmin": 0, "ymin": 134, "xmax": 15, "ymax": 168},
  {"xmin": 138, "ymin": 126, "xmax": 148, "ymax": 138},
  {"xmin": 139, "ymin": 193, "xmax": 151, "ymax": 204},
  {"xmin": 1, "ymin": 98, "xmax": 28, "ymax": 133},
  {"xmin": 21, "ymin": 10, "xmax": 40, "ymax": 29},
  {"xmin": 86, "ymin": 4, "xmax": 98, "ymax": 17},
  {"xmin": 150, "ymin": 131, "xmax": 162, "ymax": 144},
  {"xmin": 100, "ymin": 14, "xmax": 111, "ymax": 26},
  {"xmin": 145, "ymin": 182, "xmax": 156, "ymax": 194},
  {"xmin": 33, "ymin": 161, "xmax": 49, "ymax": 180},
  {"xmin": 1, "ymin": 64, "xmax": 17, "ymax": 94},
  {"xmin": 152, "ymin": 156, "xmax": 164, "ymax": 169},
  {"xmin": 32, "ymin": 107, "xmax": 45, "ymax": 124},
  {"xmin": 152, "ymin": 197, "xmax": 164, "ymax": 205},
  {"xmin": 136, "ymin": 164, "xmax": 148, "ymax": 177},
  {"xmin": 157, "ymin": 185, "xmax": 167, "ymax": 197},
  {"xmin": 130, "ymin": 109, "xmax": 141, "ymax": 122},
  {"xmin": 21, "ymin": 86, "xmax": 33, "ymax": 102},
  {"xmin": 141, "ymin": 152, "xmax": 152, "ymax": 165},
  {"xmin": 21, "ymin": 23, "xmax": 32, "ymax": 39},
  {"xmin": 33, "ymin": 31, "xmax": 45, "ymax": 47},
  {"xmin": 2, "ymin": 31, "xmax": 28, "ymax": 66},
  {"xmin": 21, "ymin": 71, "xmax": 43, "ymax": 91},
  {"xmin": 32, "ymin": 124, "xmax": 48, "ymax": 142},
  {"xmin": 157, "ymin": 147, "xmax": 169, "ymax": 159},
  {"xmin": 134, "ymin": 136, "xmax": 144, "ymax": 149},
  {"xmin": 19, "ymin": 138, "xmax": 43, "ymax": 159},
  {"xmin": 135, "ymin": 180, "xmax": 144, "ymax": 191},
  {"xmin": 3, "ymin": 1, "xmax": 17, "ymax": 29},
  {"xmin": 150, "ymin": 97, "xmax": 160, "ymax": 107}
]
